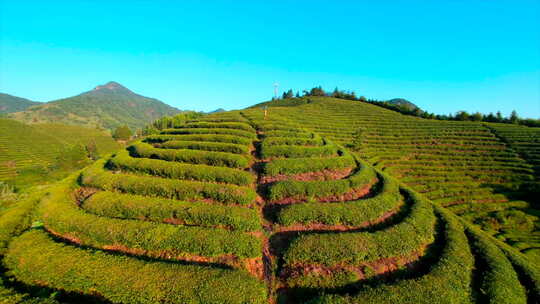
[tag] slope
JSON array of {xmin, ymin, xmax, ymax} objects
[
  {"xmin": 8, "ymin": 81, "xmax": 181, "ymax": 131},
  {"xmin": 248, "ymin": 97, "xmax": 540, "ymax": 260},
  {"xmin": 1, "ymin": 110, "xmax": 537, "ymax": 303},
  {"xmin": 0, "ymin": 118, "xmax": 120, "ymax": 185},
  {"xmin": 0, "ymin": 93, "xmax": 41, "ymax": 114}
]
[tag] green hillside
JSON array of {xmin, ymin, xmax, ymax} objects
[
  {"xmin": 8, "ymin": 82, "xmax": 181, "ymax": 131},
  {"xmin": 0, "ymin": 109, "xmax": 538, "ymax": 303},
  {"xmin": 0, "ymin": 93, "xmax": 41, "ymax": 114},
  {"xmin": 0, "ymin": 118, "xmax": 120, "ymax": 187},
  {"xmin": 251, "ymin": 97, "xmax": 540, "ymax": 260}
]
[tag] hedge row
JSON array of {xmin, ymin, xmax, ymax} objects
[
  {"xmin": 262, "ymin": 130, "xmax": 314, "ymax": 139},
  {"xmin": 283, "ymin": 190, "xmax": 435, "ymax": 267},
  {"xmin": 80, "ymin": 160, "xmax": 256, "ymax": 205},
  {"xmin": 161, "ymin": 127, "xmax": 257, "ymax": 139},
  {"xmin": 4, "ymin": 230, "xmax": 267, "ymax": 304},
  {"xmin": 129, "ymin": 142, "xmax": 250, "ymax": 168},
  {"xmin": 0, "ymin": 190, "xmax": 43, "ymax": 255},
  {"xmin": 40, "ymin": 177, "xmax": 261, "ymax": 258},
  {"xmin": 267, "ymin": 161, "xmax": 377, "ymax": 201},
  {"xmin": 84, "ymin": 191, "xmax": 260, "ymax": 231},
  {"xmin": 260, "ymin": 142, "xmax": 337, "ymax": 159},
  {"xmin": 108, "ymin": 150, "xmax": 254, "ymax": 186},
  {"xmin": 263, "ymin": 151, "xmax": 355, "ymax": 176},
  {"xmin": 157, "ymin": 140, "xmax": 250, "ymax": 154},
  {"xmin": 497, "ymin": 241, "xmax": 540, "ymax": 300},
  {"xmin": 145, "ymin": 134, "xmax": 252, "ymax": 145},
  {"xmin": 465, "ymin": 227, "xmax": 527, "ymax": 303},
  {"xmin": 276, "ymin": 174, "xmax": 402, "ymax": 226},
  {"xmin": 309, "ymin": 207, "xmax": 474, "ymax": 304},
  {"xmin": 263, "ymin": 136, "xmax": 324, "ymax": 147},
  {"xmin": 182, "ymin": 121, "xmax": 256, "ymax": 132}
]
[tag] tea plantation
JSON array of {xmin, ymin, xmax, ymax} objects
[
  {"xmin": 0, "ymin": 104, "xmax": 538, "ymax": 303},
  {"xmin": 0, "ymin": 119, "xmax": 120, "ymax": 187}
]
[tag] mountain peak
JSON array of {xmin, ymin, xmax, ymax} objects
[{"xmin": 93, "ymin": 81, "xmax": 131, "ymax": 92}]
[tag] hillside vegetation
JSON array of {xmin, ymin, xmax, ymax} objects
[
  {"xmin": 0, "ymin": 108, "xmax": 538, "ymax": 303},
  {"xmin": 0, "ymin": 93, "xmax": 41, "ymax": 114},
  {"xmin": 0, "ymin": 118, "xmax": 120, "ymax": 187},
  {"xmin": 8, "ymin": 82, "xmax": 180, "ymax": 131},
  {"xmin": 251, "ymin": 97, "xmax": 540, "ymax": 261}
]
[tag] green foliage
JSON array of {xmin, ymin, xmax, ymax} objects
[
  {"xmin": 277, "ymin": 173, "xmax": 401, "ymax": 226},
  {"xmin": 84, "ymin": 191, "xmax": 261, "ymax": 231},
  {"xmin": 263, "ymin": 151, "xmax": 355, "ymax": 176},
  {"xmin": 108, "ymin": 150, "xmax": 254, "ymax": 185},
  {"xmin": 4, "ymin": 230, "xmax": 267, "ymax": 304},
  {"xmin": 310, "ymin": 207, "xmax": 474, "ymax": 304},
  {"xmin": 267, "ymin": 161, "xmax": 377, "ymax": 201},
  {"xmin": 0, "ymin": 93, "xmax": 41, "ymax": 114},
  {"xmin": 283, "ymin": 191, "xmax": 435, "ymax": 267},
  {"xmin": 113, "ymin": 125, "xmax": 132, "ymax": 140},
  {"xmin": 143, "ymin": 111, "xmax": 204, "ymax": 134},
  {"xmin": 157, "ymin": 140, "xmax": 250, "ymax": 154},
  {"xmin": 0, "ymin": 190, "xmax": 43, "ymax": 254},
  {"xmin": 8, "ymin": 82, "xmax": 181, "ymax": 131},
  {"xmin": 465, "ymin": 226, "xmax": 527, "ymax": 303},
  {"xmin": 182, "ymin": 121, "xmax": 256, "ymax": 132},
  {"xmin": 129, "ymin": 142, "xmax": 250, "ymax": 168},
  {"xmin": 144, "ymin": 133, "xmax": 253, "ymax": 145},
  {"xmin": 40, "ymin": 176, "xmax": 261, "ymax": 258},
  {"xmin": 260, "ymin": 141, "xmax": 338, "ymax": 159},
  {"xmin": 161, "ymin": 127, "xmax": 257, "ymax": 139},
  {"xmin": 80, "ymin": 160, "xmax": 256, "ymax": 205}
]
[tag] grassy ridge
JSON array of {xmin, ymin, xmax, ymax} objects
[
  {"xmin": 80, "ymin": 160, "xmax": 257, "ymax": 205},
  {"xmin": 267, "ymin": 161, "xmax": 377, "ymax": 201},
  {"xmin": 277, "ymin": 173, "xmax": 401, "ymax": 226},
  {"xmin": 145, "ymin": 134, "xmax": 253, "ymax": 145},
  {"xmin": 40, "ymin": 176, "xmax": 261, "ymax": 258},
  {"xmin": 129, "ymin": 142, "xmax": 250, "ymax": 168},
  {"xmin": 283, "ymin": 190, "xmax": 435, "ymax": 267},
  {"xmin": 4, "ymin": 230, "xmax": 266, "ymax": 304},
  {"xmin": 108, "ymin": 150, "xmax": 254, "ymax": 185},
  {"xmin": 84, "ymin": 191, "xmax": 261, "ymax": 231}
]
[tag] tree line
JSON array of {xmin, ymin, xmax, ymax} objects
[{"xmin": 273, "ymin": 86, "xmax": 540, "ymax": 127}]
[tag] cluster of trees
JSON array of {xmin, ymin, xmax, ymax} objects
[
  {"xmin": 274, "ymin": 86, "xmax": 540, "ymax": 128},
  {"xmin": 141, "ymin": 111, "xmax": 204, "ymax": 135}
]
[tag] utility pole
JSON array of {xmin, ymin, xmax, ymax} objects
[{"xmin": 273, "ymin": 82, "xmax": 279, "ymax": 100}]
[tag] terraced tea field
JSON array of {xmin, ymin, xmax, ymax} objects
[
  {"xmin": 0, "ymin": 119, "xmax": 120, "ymax": 184},
  {"xmin": 251, "ymin": 97, "xmax": 540, "ymax": 261},
  {"xmin": 1, "ymin": 108, "xmax": 538, "ymax": 303}
]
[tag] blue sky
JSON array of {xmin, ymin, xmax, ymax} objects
[{"xmin": 1, "ymin": 0, "xmax": 539, "ymax": 117}]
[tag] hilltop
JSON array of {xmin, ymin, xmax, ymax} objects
[
  {"xmin": 0, "ymin": 93, "xmax": 41, "ymax": 114},
  {"xmin": 386, "ymin": 97, "xmax": 419, "ymax": 110},
  {"xmin": 8, "ymin": 81, "xmax": 181, "ymax": 130}
]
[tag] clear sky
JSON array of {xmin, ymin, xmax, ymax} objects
[{"xmin": 1, "ymin": 0, "xmax": 539, "ymax": 117}]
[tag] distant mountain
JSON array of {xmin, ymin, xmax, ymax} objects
[
  {"xmin": 8, "ymin": 81, "xmax": 181, "ymax": 130},
  {"xmin": 207, "ymin": 108, "xmax": 226, "ymax": 114},
  {"xmin": 0, "ymin": 93, "xmax": 41, "ymax": 114},
  {"xmin": 386, "ymin": 98, "xmax": 420, "ymax": 111}
]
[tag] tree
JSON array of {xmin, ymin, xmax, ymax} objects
[
  {"xmin": 471, "ymin": 112, "xmax": 483, "ymax": 122},
  {"xmin": 510, "ymin": 110, "xmax": 519, "ymax": 124},
  {"xmin": 295, "ymin": 91, "xmax": 300, "ymax": 98},
  {"xmin": 455, "ymin": 111, "xmax": 470, "ymax": 121},
  {"xmin": 113, "ymin": 125, "xmax": 132, "ymax": 140},
  {"xmin": 496, "ymin": 111, "xmax": 503, "ymax": 122},
  {"xmin": 85, "ymin": 140, "xmax": 99, "ymax": 160},
  {"xmin": 284, "ymin": 89, "xmax": 294, "ymax": 99},
  {"xmin": 358, "ymin": 96, "xmax": 367, "ymax": 102},
  {"xmin": 310, "ymin": 86, "xmax": 325, "ymax": 96}
]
